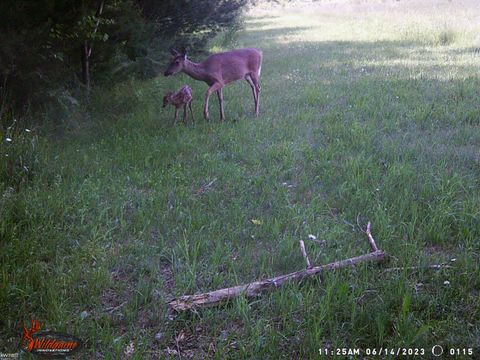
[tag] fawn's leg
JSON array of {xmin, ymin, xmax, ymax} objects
[
  {"xmin": 189, "ymin": 101, "xmax": 195, "ymax": 122},
  {"xmin": 183, "ymin": 104, "xmax": 187, "ymax": 124},
  {"xmin": 174, "ymin": 108, "xmax": 178, "ymax": 125}
]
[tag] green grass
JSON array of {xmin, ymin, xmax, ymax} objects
[{"xmin": 1, "ymin": 1, "xmax": 480, "ymax": 358}]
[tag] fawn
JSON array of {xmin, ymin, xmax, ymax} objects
[{"xmin": 163, "ymin": 85, "xmax": 194, "ymax": 124}]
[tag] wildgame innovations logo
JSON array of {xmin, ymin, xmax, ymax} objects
[{"xmin": 20, "ymin": 320, "xmax": 82, "ymax": 358}]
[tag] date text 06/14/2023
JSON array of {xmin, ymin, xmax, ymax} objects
[
  {"xmin": 319, "ymin": 347, "xmax": 474, "ymax": 357},
  {"xmin": 319, "ymin": 348, "xmax": 424, "ymax": 356}
]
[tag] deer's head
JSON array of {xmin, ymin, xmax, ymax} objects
[
  {"xmin": 164, "ymin": 49, "xmax": 187, "ymax": 76},
  {"xmin": 162, "ymin": 92, "xmax": 173, "ymax": 107}
]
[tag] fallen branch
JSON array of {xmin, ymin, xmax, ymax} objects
[
  {"xmin": 169, "ymin": 250, "xmax": 385, "ymax": 311},
  {"xmin": 365, "ymin": 221, "xmax": 379, "ymax": 252},
  {"xmin": 299, "ymin": 240, "xmax": 312, "ymax": 269},
  {"xmin": 168, "ymin": 223, "xmax": 386, "ymax": 311}
]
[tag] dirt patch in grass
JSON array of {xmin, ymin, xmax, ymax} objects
[
  {"xmin": 156, "ymin": 262, "xmax": 176, "ymax": 301},
  {"xmin": 424, "ymin": 244, "xmax": 459, "ymax": 260},
  {"xmin": 99, "ymin": 267, "xmax": 136, "ymax": 326},
  {"xmin": 159, "ymin": 320, "xmax": 243, "ymax": 359}
]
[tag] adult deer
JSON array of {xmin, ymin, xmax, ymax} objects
[{"xmin": 164, "ymin": 48, "xmax": 263, "ymax": 121}]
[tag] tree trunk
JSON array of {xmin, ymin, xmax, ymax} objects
[
  {"xmin": 80, "ymin": 1, "xmax": 104, "ymax": 92},
  {"xmin": 81, "ymin": 41, "xmax": 91, "ymax": 91}
]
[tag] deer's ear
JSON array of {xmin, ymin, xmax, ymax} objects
[
  {"xmin": 170, "ymin": 48, "xmax": 179, "ymax": 56},
  {"xmin": 183, "ymin": 53, "xmax": 187, "ymax": 60}
]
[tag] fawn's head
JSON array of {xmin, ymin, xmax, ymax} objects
[
  {"xmin": 164, "ymin": 49, "xmax": 187, "ymax": 76},
  {"xmin": 162, "ymin": 92, "xmax": 173, "ymax": 107}
]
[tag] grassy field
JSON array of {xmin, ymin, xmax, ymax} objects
[{"xmin": 1, "ymin": 0, "xmax": 480, "ymax": 358}]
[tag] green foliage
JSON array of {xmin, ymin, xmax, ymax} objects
[
  {"xmin": 139, "ymin": 0, "xmax": 247, "ymax": 48},
  {"xmin": 0, "ymin": 0, "xmax": 247, "ymax": 119}
]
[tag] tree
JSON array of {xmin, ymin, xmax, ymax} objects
[
  {"xmin": 0, "ymin": 0, "xmax": 146, "ymax": 111},
  {"xmin": 0, "ymin": 0, "xmax": 247, "ymax": 119}
]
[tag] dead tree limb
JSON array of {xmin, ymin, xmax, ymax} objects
[
  {"xmin": 365, "ymin": 221, "xmax": 379, "ymax": 252},
  {"xmin": 168, "ymin": 224, "xmax": 386, "ymax": 311},
  {"xmin": 169, "ymin": 250, "xmax": 385, "ymax": 311},
  {"xmin": 299, "ymin": 240, "xmax": 312, "ymax": 269}
]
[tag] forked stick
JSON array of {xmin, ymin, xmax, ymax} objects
[
  {"xmin": 168, "ymin": 223, "xmax": 386, "ymax": 311},
  {"xmin": 365, "ymin": 221, "xmax": 379, "ymax": 252},
  {"xmin": 299, "ymin": 240, "xmax": 312, "ymax": 269}
]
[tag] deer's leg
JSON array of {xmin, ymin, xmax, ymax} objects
[
  {"xmin": 174, "ymin": 108, "xmax": 178, "ymax": 125},
  {"xmin": 189, "ymin": 101, "xmax": 195, "ymax": 122},
  {"xmin": 204, "ymin": 83, "xmax": 223, "ymax": 121},
  {"xmin": 250, "ymin": 74, "xmax": 261, "ymax": 117},
  {"xmin": 246, "ymin": 75, "xmax": 258, "ymax": 113},
  {"xmin": 217, "ymin": 89, "xmax": 225, "ymax": 121},
  {"xmin": 183, "ymin": 104, "xmax": 188, "ymax": 124}
]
